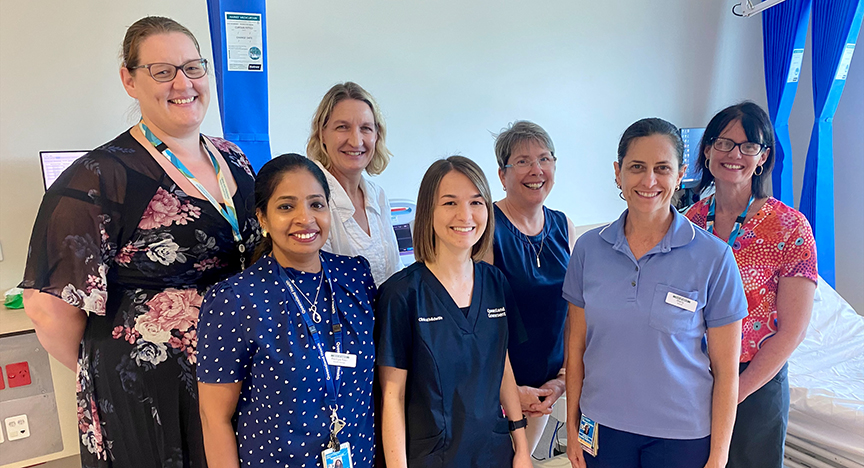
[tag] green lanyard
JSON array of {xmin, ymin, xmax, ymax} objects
[
  {"xmin": 138, "ymin": 121, "xmax": 245, "ymax": 261},
  {"xmin": 706, "ymin": 194, "xmax": 754, "ymax": 248}
]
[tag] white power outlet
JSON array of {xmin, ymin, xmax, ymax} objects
[{"xmin": 4, "ymin": 414, "xmax": 30, "ymax": 441}]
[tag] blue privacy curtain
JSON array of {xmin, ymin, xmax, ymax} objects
[
  {"xmin": 207, "ymin": 0, "xmax": 271, "ymax": 170},
  {"xmin": 799, "ymin": 0, "xmax": 863, "ymax": 286},
  {"xmin": 762, "ymin": 0, "xmax": 812, "ymax": 206}
]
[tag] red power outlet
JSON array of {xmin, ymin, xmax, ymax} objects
[
  {"xmin": 0, "ymin": 366, "xmax": 5, "ymax": 389},
  {"xmin": 6, "ymin": 362, "xmax": 31, "ymax": 388}
]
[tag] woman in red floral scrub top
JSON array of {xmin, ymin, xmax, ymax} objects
[{"xmin": 685, "ymin": 102, "xmax": 817, "ymax": 468}]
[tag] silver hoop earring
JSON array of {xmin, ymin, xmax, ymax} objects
[
  {"xmin": 754, "ymin": 165, "xmax": 764, "ymax": 176},
  {"xmin": 619, "ymin": 191, "xmax": 625, "ymax": 200}
]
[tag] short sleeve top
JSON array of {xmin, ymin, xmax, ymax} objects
[
  {"xmin": 375, "ymin": 261, "xmax": 519, "ymax": 465},
  {"xmin": 562, "ymin": 208, "xmax": 747, "ymax": 439},
  {"xmin": 492, "ymin": 204, "xmax": 570, "ymax": 387},
  {"xmin": 197, "ymin": 252, "xmax": 377, "ymax": 468},
  {"xmin": 685, "ymin": 196, "xmax": 817, "ymax": 361}
]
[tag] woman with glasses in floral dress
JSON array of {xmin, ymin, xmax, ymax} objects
[
  {"xmin": 20, "ymin": 16, "xmax": 258, "ymax": 467},
  {"xmin": 685, "ymin": 102, "xmax": 817, "ymax": 468}
]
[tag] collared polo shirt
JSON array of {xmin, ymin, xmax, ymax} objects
[{"xmin": 562, "ymin": 208, "xmax": 747, "ymax": 439}]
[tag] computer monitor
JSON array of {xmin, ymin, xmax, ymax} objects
[
  {"xmin": 390, "ymin": 199, "xmax": 416, "ymax": 267},
  {"xmin": 39, "ymin": 150, "xmax": 88, "ymax": 191},
  {"xmin": 679, "ymin": 128, "xmax": 705, "ymax": 188}
]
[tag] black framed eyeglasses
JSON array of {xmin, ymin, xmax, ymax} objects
[
  {"xmin": 130, "ymin": 58, "xmax": 209, "ymax": 83},
  {"xmin": 711, "ymin": 137, "xmax": 764, "ymax": 156}
]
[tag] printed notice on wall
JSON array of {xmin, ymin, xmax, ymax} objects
[
  {"xmin": 834, "ymin": 43, "xmax": 855, "ymax": 81},
  {"xmin": 786, "ymin": 48, "xmax": 804, "ymax": 83},
  {"xmin": 225, "ymin": 13, "xmax": 263, "ymax": 72}
]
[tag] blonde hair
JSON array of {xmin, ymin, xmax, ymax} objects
[
  {"xmin": 413, "ymin": 156, "xmax": 494, "ymax": 263},
  {"xmin": 306, "ymin": 82, "xmax": 392, "ymax": 176}
]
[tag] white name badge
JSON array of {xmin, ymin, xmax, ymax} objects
[
  {"xmin": 325, "ymin": 351, "xmax": 357, "ymax": 368},
  {"xmin": 665, "ymin": 292, "xmax": 698, "ymax": 312}
]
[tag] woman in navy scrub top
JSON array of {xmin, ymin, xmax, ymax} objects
[
  {"xmin": 484, "ymin": 121, "xmax": 577, "ymax": 452},
  {"xmin": 197, "ymin": 154, "xmax": 376, "ymax": 467},
  {"xmin": 377, "ymin": 156, "xmax": 533, "ymax": 468},
  {"xmin": 564, "ymin": 119, "xmax": 746, "ymax": 468}
]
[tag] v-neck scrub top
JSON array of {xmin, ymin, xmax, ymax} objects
[
  {"xmin": 197, "ymin": 252, "xmax": 376, "ymax": 467},
  {"xmin": 375, "ymin": 261, "xmax": 521, "ymax": 468},
  {"xmin": 562, "ymin": 208, "xmax": 747, "ymax": 439}
]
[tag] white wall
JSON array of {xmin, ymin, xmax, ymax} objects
[
  {"xmin": 788, "ymin": 30, "xmax": 864, "ymax": 315},
  {"xmin": 1, "ymin": 0, "xmax": 768, "ymax": 295}
]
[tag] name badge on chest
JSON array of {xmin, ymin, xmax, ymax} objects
[
  {"xmin": 325, "ymin": 351, "xmax": 357, "ymax": 368},
  {"xmin": 665, "ymin": 292, "xmax": 698, "ymax": 312}
]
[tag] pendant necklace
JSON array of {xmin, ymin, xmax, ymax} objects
[
  {"xmin": 525, "ymin": 233, "xmax": 546, "ymax": 268},
  {"xmin": 285, "ymin": 271, "xmax": 325, "ymax": 323}
]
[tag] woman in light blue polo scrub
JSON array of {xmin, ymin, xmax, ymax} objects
[{"xmin": 563, "ymin": 118, "xmax": 747, "ymax": 468}]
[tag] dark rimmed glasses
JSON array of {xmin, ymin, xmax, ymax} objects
[
  {"xmin": 130, "ymin": 58, "xmax": 209, "ymax": 83},
  {"xmin": 711, "ymin": 137, "xmax": 765, "ymax": 156}
]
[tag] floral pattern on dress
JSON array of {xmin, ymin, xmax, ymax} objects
[
  {"xmin": 685, "ymin": 197, "xmax": 817, "ymax": 362},
  {"xmin": 21, "ymin": 130, "xmax": 259, "ymax": 468},
  {"xmin": 139, "ymin": 187, "xmax": 201, "ymax": 230}
]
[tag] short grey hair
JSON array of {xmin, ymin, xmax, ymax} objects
[{"xmin": 494, "ymin": 120, "xmax": 555, "ymax": 169}]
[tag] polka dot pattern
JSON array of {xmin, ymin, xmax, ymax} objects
[
  {"xmin": 686, "ymin": 197, "xmax": 817, "ymax": 361},
  {"xmin": 197, "ymin": 252, "xmax": 376, "ymax": 467}
]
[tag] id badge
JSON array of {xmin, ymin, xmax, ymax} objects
[
  {"xmin": 321, "ymin": 442, "xmax": 353, "ymax": 468},
  {"xmin": 578, "ymin": 414, "xmax": 599, "ymax": 456},
  {"xmin": 325, "ymin": 351, "xmax": 357, "ymax": 368}
]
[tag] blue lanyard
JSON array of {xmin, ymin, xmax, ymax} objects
[
  {"xmin": 138, "ymin": 121, "xmax": 242, "ymax": 244},
  {"xmin": 275, "ymin": 256, "xmax": 343, "ymax": 411},
  {"xmin": 706, "ymin": 194, "xmax": 754, "ymax": 248}
]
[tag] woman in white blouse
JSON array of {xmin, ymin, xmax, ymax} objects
[{"xmin": 307, "ymin": 82, "xmax": 401, "ymax": 286}]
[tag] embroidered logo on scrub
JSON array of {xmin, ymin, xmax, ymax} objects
[
  {"xmin": 487, "ymin": 307, "xmax": 506, "ymax": 319},
  {"xmin": 418, "ymin": 316, "xmax": 444, "ymax": 323}
]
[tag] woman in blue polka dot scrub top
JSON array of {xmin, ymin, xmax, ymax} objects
[{"xmin": 197, "ymin": 153, "xmax": 376, "ymax": 467}]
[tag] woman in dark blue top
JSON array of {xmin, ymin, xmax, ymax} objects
[
  {"xmin": 485, "ymin": 121, "xmax": 576, "ymax": 452},
  {"xmin": 197, "ymin": 154, "xmax": 376, "ymax": 468},
  {"xmin": 377, "ymin": 156, "xmax": 533, "ymax": 468}
]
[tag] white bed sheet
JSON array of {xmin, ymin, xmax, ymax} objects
[{"xmin": 787, "ymin": 277, "xmax": 864, "ymax": 465}]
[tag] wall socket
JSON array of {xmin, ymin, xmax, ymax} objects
[{"xmin": 4, "ymin": 415, "xmax": 30, "ymax": 441}]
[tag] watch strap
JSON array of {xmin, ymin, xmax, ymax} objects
[{"xmin": 508, "ymin": 415, "xmax": 528, "ymax": 431}]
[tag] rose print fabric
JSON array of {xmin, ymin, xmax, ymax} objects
[
  {"xmin": 21, "ymin": 130, "xmax": 259, "ymax": 468},
  {"xmin": 685, "ymin": 197, "xmax": 817, "ymax": 362}
]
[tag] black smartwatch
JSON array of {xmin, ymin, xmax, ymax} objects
[{"xmin": 508, "ymin": 415, "xmax": 528, "ymax": 432}]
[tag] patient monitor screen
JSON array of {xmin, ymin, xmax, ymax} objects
[
  {"xmin": 40, "ymin": 151, "xmax": 87, "ymax": 191},
  {"xmin": 679, "ymin": 128, "xmax": 705, "ymax": 188}
]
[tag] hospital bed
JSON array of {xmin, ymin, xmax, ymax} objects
[{"xmin": 784, "ymin": 277, "xmax": 864, "ymax": 468}]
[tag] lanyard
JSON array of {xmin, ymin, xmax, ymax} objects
[
  {"xmin": 706, "ymin": 194, "xmax": 754, "ymax": 248},
  {"xmin": 138, "ymin": 121, "xmax": 243, "ymax": 244},
  {"xmin": 275, "ymin": 256, "xmax": 345, "ymax": 423}
]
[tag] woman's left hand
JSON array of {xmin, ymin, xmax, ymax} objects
[
  {"xmin": 530, "ymin": 377, "xmax": 566, "ymax": 415},
  {"xmin": 513, "ymin": 449, "xmax": 534, "ymax": 468}
]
